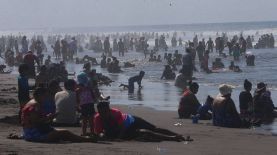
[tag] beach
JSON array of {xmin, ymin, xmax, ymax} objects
[{"xmin": 0, "ymin": 74, "xmax": 277, "ymax": 155}]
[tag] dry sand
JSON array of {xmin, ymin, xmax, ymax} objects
[{"xmin": 0, "ymin": 74, "xmax": 277, "ymax": 155}]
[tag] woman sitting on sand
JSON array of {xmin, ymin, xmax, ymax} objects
[
  {"xmin": 94, "ymin": 101, "xmax": 189, "ymax": 142},
  {"xmin": 21, "ymin": 87, "xmax": 96, "ymax": 143},
  {"xmin": 213, "ymin": 84, "xmax": 241, "ymax": 128}
]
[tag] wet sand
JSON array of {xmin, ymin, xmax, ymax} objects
[{"xmin": 1, "ymin": 74, "xmax": 277, "ymax": 155}]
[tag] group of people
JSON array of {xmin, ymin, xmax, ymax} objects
[
  {"xmin": 6, "ymin": 31, "xmax": 276, "ymax": 145},
  {"xmin": 178, "ymin": 80, "xmax": 276, "ymax": 128},
  {"xmin": 254, "ymin": 33, "xmax": 275, "ymax": 49},
  {"xmin": 18, "ymin": 61, "xmax": 188, "ymax": 143}
]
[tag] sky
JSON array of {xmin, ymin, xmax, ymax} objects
[{"xmin": 0, "ymin": 0, "xmax": 277, "ymax": 29}]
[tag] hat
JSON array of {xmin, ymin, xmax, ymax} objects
[
  {"xmin": 256, "ymin": 82, "xmax": 266, "ymax": 92},
  {"xmin": 219, "ymin": 84, "xmax": 235, "ymax": 96}
]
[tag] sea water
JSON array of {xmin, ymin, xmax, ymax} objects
[{"xmin": 1, "ymin": 21, "xmax": 277, "ymax": 133}]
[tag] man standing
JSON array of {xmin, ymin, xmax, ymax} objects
[
  {"xmin": 23, "ymin": 51, "xmax": 40, "ymax": 78},
  {"xmin": 118, "ymin": 39, "xmax": 125, "ymax": 57},
  {"xmin": 104, "ymin": 37, "xmax": 110, "ymax": 54}
]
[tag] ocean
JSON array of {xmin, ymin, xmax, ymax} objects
[{"xmin": 2, "ymin": 20, "xmax": 277, "ymax": 133}]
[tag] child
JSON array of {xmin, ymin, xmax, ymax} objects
[
  {"xmin": 76, "ymin": 72, "xmax": 95, "ymax": 136},
  {"xmin": 18, "ymin": 64, "xmax": 31, "ymax": 122}
]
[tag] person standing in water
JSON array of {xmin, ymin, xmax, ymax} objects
[
  {"xmin": 182, "ymin": 48, "xmax": 194, "ymax": 81},
  {"xmin": 118, "ymin": 39, "xmax": 125, "ymax": 57},
  {"xmin": 104, "ymin": 37, "xmax": 110, "ymax": 55},
  {"xmin": 206, "ymin": 37, "xmax": 214, "ymax": 53}
]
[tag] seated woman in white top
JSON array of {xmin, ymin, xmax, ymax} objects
[{"xmin": 54, "ymin": 79, "xmax": 78, "ymax": 125}]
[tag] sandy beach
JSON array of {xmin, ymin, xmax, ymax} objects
[{"xmin": 0, "ymin": 74, "xmax": 276, "ymax": 155}]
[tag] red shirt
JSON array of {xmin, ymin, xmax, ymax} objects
[
  {"xmin": 93, "ymin": 108, "xmax": 126, "ymax": 134},
  {"xmin": 21, "ymin": 102, "xmax": 40, "ymax": 128}
]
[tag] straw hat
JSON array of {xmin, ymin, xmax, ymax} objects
[
  {"xmin": 219, "ymin": 84, "xmax": 235, "ymax": 96},
  {"xmin": 256, "ymin": 82, "xmax": 266, "ymax": 92}
]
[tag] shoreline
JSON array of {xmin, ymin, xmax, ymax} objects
[
  {"xmin": 0, "ymin": 103, "xmax": 277, "ymax": 155},
  {"xmin": 1, "ymin": 68, "xmax": 277, "ymax": 155}
]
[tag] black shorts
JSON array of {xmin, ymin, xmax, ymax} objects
[
  {"xmin": 80, "ymin": 103, "xmax": 95, "ymax": 118},
  {"xmin": 124, "ymin": 116, "xmax": 156, "ymax": 139}
]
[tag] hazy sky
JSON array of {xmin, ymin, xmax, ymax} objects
[{"xmin": 0, "ymin": 0, "xmax": 277, "ymax": 29}]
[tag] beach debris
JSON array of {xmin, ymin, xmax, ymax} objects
[
  {"xmin": 185, "ymin": 136, "xmax": 193, "ymax": 142},
  {"xmin": 157, "ymin": 147, "xmax": 168, "ymax": 153},
  {"xmin": 1, "ymin": 87, "xmax": 16, "ymax": 92},
  {"xmin": 174, "ymin": 122, "xmax": 182, "ymax": 127},
  {"xmin": 128, "ymin": 105, "xmax": 134, "ymax": 110},
  {"xmin": 7, "ymin": 133, "xmax": 23, "ymax": 140},
  {"xmin": 0, "ymin": 98, "xmax": 18, "ymax": 105}
]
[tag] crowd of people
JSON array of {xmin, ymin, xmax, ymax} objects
[
  {"xmin": 254, "ymin": 33, "xmax": 275, "ymax": 49},
  {"xmin": 18, "ymin": 61, "xmax": 190, "ymax": 143},
  {"xmin": 0, "ymin": 30, "xmax": 274, "ymax": 144},
  {"xmin": 178, "ymin": 80, "xmax": 276, "ymax": 128}
]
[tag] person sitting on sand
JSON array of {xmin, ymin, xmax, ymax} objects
[
  {"xmin": 239, "ymin": 79, "xmax": 253, "ymax": 119},
  {"xmin": 161, "ymin": 65, "xmax": 176, "ymax": 80},
  {"xmin": 178, "ymin": 82, "xmax": 201, "ymax": 119},
  {"xmin": 41, "ymin": 80, "xmax": 61, "ymax": 116},
  {"xmin": 197, "ymin": 95, "xmax": 213, "ymax": 120},
  {"xmin": 94, "ymin": 101, "xmax": 188, "ymax": 142},
  {"xmin": 253, "ymin": 82, "xmax": 276, "ymax": 124},
  {"xmin": 54, "ymin": 79, "xmax": 78, "ymax": 125},
  {"xmin": 22, "ymin": 87, "xmax": 96, "ymax": 143},
  {"xmin": 213, "ymin": 84, "xmax": 241, "ymax": 128}
]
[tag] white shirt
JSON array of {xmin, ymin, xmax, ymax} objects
[{"xmin": 54, "ymin": 90, "xmax": 77, "ymax": 124}]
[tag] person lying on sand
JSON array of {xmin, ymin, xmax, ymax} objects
[
  {"xmin": 94, "ymin": 101, "xmax": 191, "ymax": 142},
  {"xmin": 21, "ymin": 87, "xmax": 97, "ymax": 143}
]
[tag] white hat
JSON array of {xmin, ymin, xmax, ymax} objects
[{"xmin": 219, "ymin": 84, "xmax": 235, "ymax": 96}]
